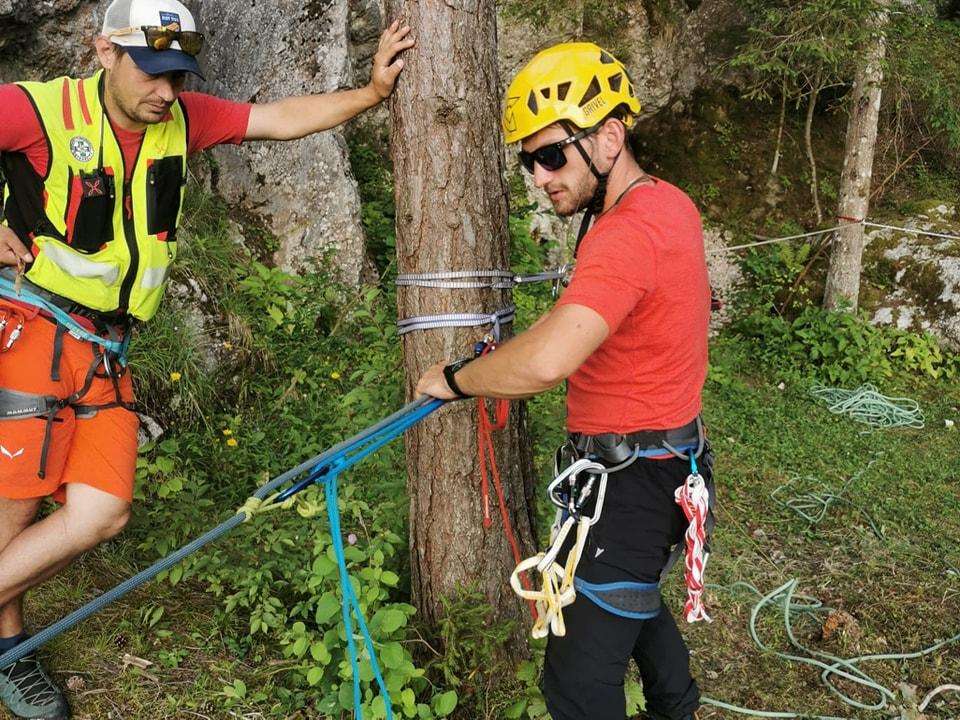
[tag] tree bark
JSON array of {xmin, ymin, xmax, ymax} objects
[
  {"xmin": 824, "ymin": 1, "xmax": 890, "ymax": 310},
  {"xmin": 386, "ymin": 0, "xmax": 538, "ymax": 647}
]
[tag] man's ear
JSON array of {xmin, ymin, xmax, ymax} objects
[
  {"xmin": 598, "ymin": 117, "xmax": 627, "ymax": 164},
  {"xmin": 94, "ymin": 36, "xmax": 118, "ymax": 72}
]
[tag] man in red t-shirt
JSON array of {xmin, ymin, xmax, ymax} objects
[
  {"xmin": 0, "ymin": 1, "xmax": 413, "ymax": 716},
  {"xmin": 417, "ymin": 44, "xmax": 713, "ymax": 720}
]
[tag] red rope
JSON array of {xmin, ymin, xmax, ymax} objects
[{"xmin": 475, "ymin": 345, "xmax": 536, "ymax": 617}]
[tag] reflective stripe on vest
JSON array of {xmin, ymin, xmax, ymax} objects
[{"xmin": 1, "ymin": 71, "xmax": 188, "ymax": 321}]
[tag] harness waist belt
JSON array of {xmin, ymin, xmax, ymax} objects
[
  {"xmin": 569, "ymin": 417, "xmax": 702, "ymax": 464},
  {"xmin": 0, "ymin": 267, "xmax": 129, "ymax": 332}
]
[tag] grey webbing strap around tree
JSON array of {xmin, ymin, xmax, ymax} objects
[
  {"xmin": 394, "ymin": 266, "xmax": 571, "ymax": 338},
  {"xmin": 396, "ymin": 305, "xmax": 516, "ymax": 340},
  {"xmin": 396, "ymin": 267, "xmax": 570, "ymax": 290}
]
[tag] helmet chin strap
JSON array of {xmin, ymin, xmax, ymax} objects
[{"xmin": 560, "ymin": 121, "xmax": 622, "ymax": 256}]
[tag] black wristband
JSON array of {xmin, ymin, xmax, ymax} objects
[{"xmin": 442, "ymin": 362, "xmax": 471, "ymax": 399}]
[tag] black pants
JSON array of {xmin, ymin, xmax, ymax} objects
[{"xmin": 542, "ymin": 450, "xmax": 714, "ymax": 720}]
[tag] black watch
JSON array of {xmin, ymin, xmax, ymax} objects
[{"xmin": 442, "ymin": 358, "xmax": 472, "ymax": 399}]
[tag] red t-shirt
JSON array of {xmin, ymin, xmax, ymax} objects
[
  {"xmin": 557, "ymin": 178, "xmax": 710, "ymax": 434},
  {"xmin": 0, "ymin": 83, "xmax": 251, "ymax": 177}
]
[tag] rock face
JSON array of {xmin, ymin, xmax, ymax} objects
[
  {"xmin": 192, "ymin": 0, "xmax": 366, "ymax": 283},
  {"xmin": 0, "ymin": 0, "xmax": 99, "ymax": 82},
  {"xmin": 868, "ymin": 205, "xmax": 960, "ymax": 351},
  {"xmin": 497, "ymin": 0, "xmax": 743, "ymax": 119},
  {"xmin": 703, "ymin": 225, "xmax": 744, "ymax": 336}
]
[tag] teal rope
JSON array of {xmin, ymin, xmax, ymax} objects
[
  {"xmin": 809, "ymin": 384, "xmax": 924, "ymax": 429},
  {"xmin": 700, "ymin": 580, "xmax": 960, "ymax": 718},
  {"xmin": 770, "ymin": 460, "xmax": 884, "ymax": 539},
  {"xmin": 0, "ymin": 276, "xmax": 126, "ymax": 359}
]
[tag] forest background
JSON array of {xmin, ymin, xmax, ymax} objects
[{"xmin": 0, "ymin": 0, "xmax": 959, "ymax": 718}]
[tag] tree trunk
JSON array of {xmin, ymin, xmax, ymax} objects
[
  {"xmin": 771, "ymin": 82, "xmax": 787, "ymax": 177},
  {"xmin": 824, "ymin": 1, "xmax": 890, "ymax": 310},
  {"xmin": 386, "ymin": 0, "xmax": 538, "ymax": 647},
  {"xmin": 804, "ymin": 75, "xmax": 823, "ymax": 225}
]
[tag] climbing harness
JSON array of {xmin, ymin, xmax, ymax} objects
[
  {"xmin": 809, "ymin": 383, "xmax": 924, "ymax": 429},
  {"xmin": 0, "ymin": 271, "xmax": 134, "ymax": 479},
  {"xmin": 511, "ymin": 419, "xmax": 713, "ymax": 638},
  {"xmin": 0, "ymin": 396, "xmax": 445, "ymax": 720}
]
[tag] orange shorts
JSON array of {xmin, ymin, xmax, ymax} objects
[{"xmin": 0, "ymin": 302, "xmax": 138, "ymax": 504}]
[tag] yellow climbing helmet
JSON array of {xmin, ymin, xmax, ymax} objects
[{"xmin": 502, "ymin": 42, "xmax": 641, "ymax": 145}]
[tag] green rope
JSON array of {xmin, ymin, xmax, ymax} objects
[
  {"xmin": 770, "ymin": 460, "xmax": 884, "ymax": 539},
  {"xmin": 809, "ymin": 384, "xmax": 924, "ymax": 429},
  {"xmin": 236, "ymin": 492, "xmax": 296, "ymax": 522},
  {"xmin": 700, "ymin": 580, "xmax": 960, "ymax": 718}
]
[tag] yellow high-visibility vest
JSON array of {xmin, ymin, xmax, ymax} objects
[{"xmin": 1, "ymin": 70, "xmax": 188, "ymax": 320}]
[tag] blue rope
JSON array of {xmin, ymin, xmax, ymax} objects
[
  {"xmin": 0, "ymin": 395, "xmax": 445, "ymax": 707},
  {"xmin": 0, "ymin": 277, "xmax": 126, "ymax": 359},
  {"xmin": 304, "ymin": 400, "xmax": 442, "ymax": 718}
]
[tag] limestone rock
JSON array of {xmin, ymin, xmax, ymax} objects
[
  {"xmin": 0, "ymin": 0, "xmax": 99, "ymax": 82},
  {"xmin": 192, "ymin": 0, "xmax": 365, "ymax": 283},
  {"xmin": 497, "ymin": 0, "xmax": 743, "ymax": 119},
  {"xmin": 703, "ymin": 225, "xmax": 744, "ymax": 336},
  {"xmin": 868, "ymin": 204, "xmax": 960, "ymax": 350}
]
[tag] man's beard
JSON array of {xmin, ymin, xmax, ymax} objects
[
  {"xmin": 552, "ymin": 174, "xmax": 598, "ymax": 217},
  {"xmin": 106, "ymin": 78, "xmax": 166, "ymax": 127}
]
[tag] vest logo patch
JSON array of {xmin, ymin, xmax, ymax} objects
[
  {"xmin": 69, "ymin": 136, "xmax": 94, "ymax": 163},
  {"xmin": 159, "ymin": 11, "xmax": 181, "ymax": 29},
  {"xmin": 82, "ymin": 175, "xmax": 106, "ymax": 197}
]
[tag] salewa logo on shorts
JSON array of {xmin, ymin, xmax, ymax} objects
[
  {"xmin": 594, "ymin": 546, "xmax": 605, "ymax": 558},
  {"xmin": 0, "ymin": 445, "xmax": 24, "ymax": 460},
  {"xmin": 69, "ymin": 136, "xmax": 94, "ymax": 163},
  {"xmin": 159, "ymin": 11, "xmax": 181, "ymax": 28}
]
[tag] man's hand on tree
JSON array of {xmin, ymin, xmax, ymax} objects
[{"xmin": 369, "ymin": 20, "xmax": 415, "ymax": 101}]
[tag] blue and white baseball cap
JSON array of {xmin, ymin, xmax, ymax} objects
[{"xmin": 102, "ymin": 0, "xmax": 204, "ymax": 79}]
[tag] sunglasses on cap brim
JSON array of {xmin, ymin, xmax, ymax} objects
[
  {"xmin": 518, "ymin": 123, "xmax": 601, "ymax": 173},
  {"xmin": 110, "ymin": 25, "xmax": 204, "ymax": 56}
]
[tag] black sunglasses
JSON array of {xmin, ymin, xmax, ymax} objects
[{"xmin": 518, "ymin": 124, "xmax": 600, "ymax": 173}]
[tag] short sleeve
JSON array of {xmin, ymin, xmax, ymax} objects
[
  {"xmin": 179, "ymin": 92, "xmax": 253, "ymax": 154},
  {"xmin": 556, "ymin": 218, "xmax": 657, "ymax": 333},
  {"xmin": 0, "ymin": 84, "xmax": 45, "ymax": 154}
]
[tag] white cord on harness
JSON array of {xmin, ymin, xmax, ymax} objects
[{"xmin": 675, "ymin": 471, "xmax": 712, "ymax": 623}]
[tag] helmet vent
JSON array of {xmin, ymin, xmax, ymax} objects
[
  {"xmin": 608, "ymin": 72, "xmax": 623, "ymax": 92},
  {"xmin": 557, "ymin": 82, "xmax": 571, "ymax": 101},
  {"xmin": 599, "ymin": 51, "xmax": 616, "ymax": 64},
  {"xmin": 527, "ymin": 90, "xmax": 539, "ymax": 115},
  {"xmin": 540, "ymin": 87, "xmax": 551, "ymax": 99},
  {"xmin": 579, "ymin": 76, "xmax": 602, "ymax": 107}
]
